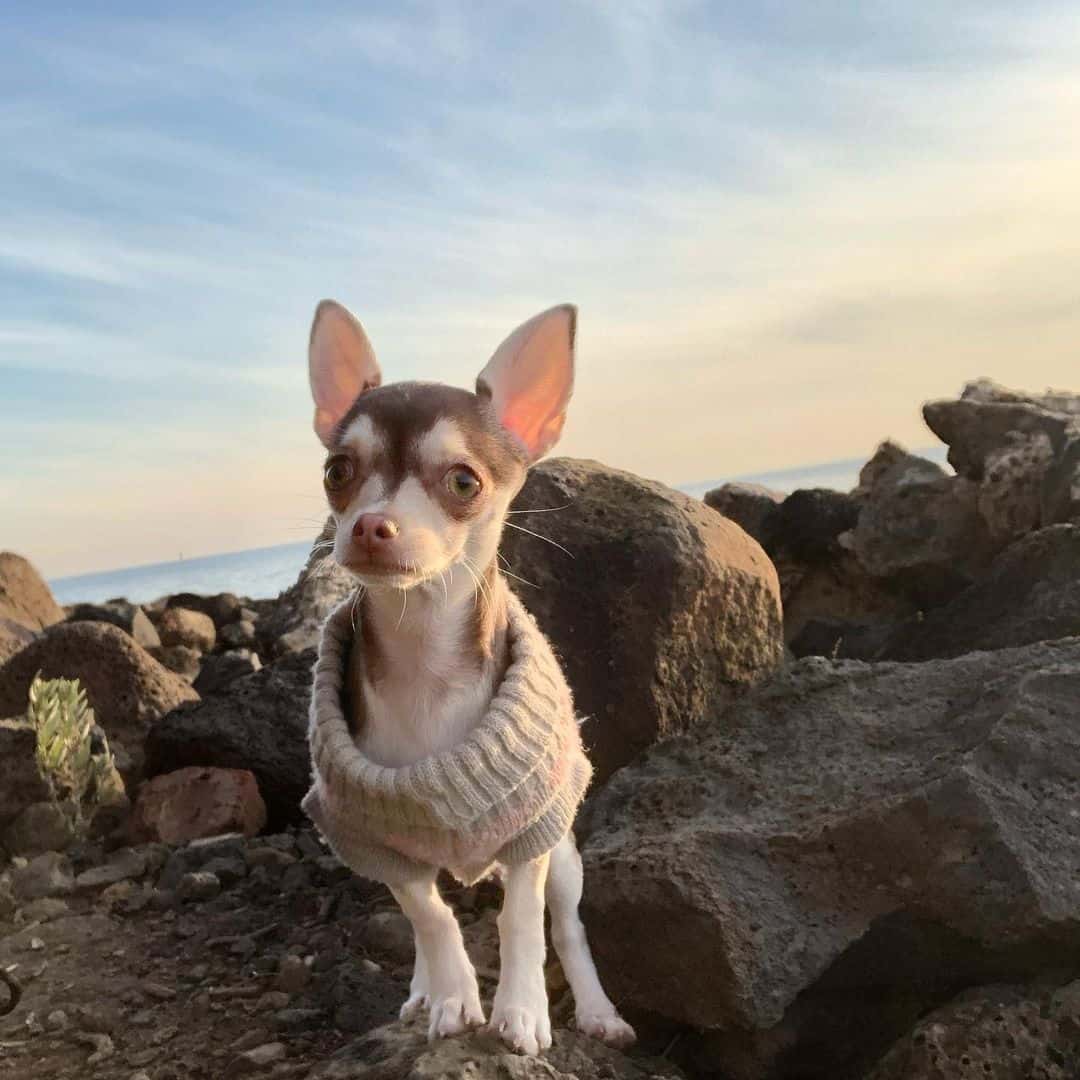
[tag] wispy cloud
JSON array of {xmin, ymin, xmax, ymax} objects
[{"xmin": 3, "ymin": 1, "xmax": 1080, "ymax": 575}]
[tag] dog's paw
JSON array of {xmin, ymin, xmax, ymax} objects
[
  {"xmin": 399, "ymin": 990, "xmax": 429, "ymax": 1022},
  {"xmin": 488, "ymin": 1002, "xmax": 553, "ymax": 1056},
  {"xmin": 427, "ymin": 989, "xmax": 485, "ymax": 1041},
  {"xmin": 577, "ymin": 1007, "xmax": 636, "ymax": 1048}
]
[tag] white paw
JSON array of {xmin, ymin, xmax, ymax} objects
[
  {"xmin": 428, "ymin": 987, "xmax": 485, "ymax": 1040},
  {"xmin": 399, "ymin": 990, "xmax": 429, "ymax": 1021},
  {"xmin": 577, "ymin": 1007, "xmax": 636, "ymax": 1048},
  {"xmin": 489, "ymin": 1002, "xmax": 553, "ymax": 1056}
]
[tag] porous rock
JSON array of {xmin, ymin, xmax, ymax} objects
[
  {"xmin": 882, "ymin": 524, "xmax": 1080, "ymax": 660},
  {"xmin": 145, "ymin": 650, "xmax": 313, "ymax": 828},
  {"xmin": 152, "ymin": 643, "xmax": 203, "ymax": 682},
  {"xmin": 165, "ymin": 591, "xmax": 245, "ymax": 629},
  {"xmin": 500, "ymin": 458, "xmax": 783, "ymax": 782},
  {"xmin": 309, "ymin": 1021, "xmax": 684, "ymax": 1079},
  {"xmin": 0, "ymin": 622, "xmax": 198, "ymax": 785},
  {"xmin": 0, "ymin": 617, "xmax": 36, "ymax": 664},
  {"xmin": 581, "ymin": 638, "xmax": 1080, "ymax": 1078},
  {"xmin": 867, "ymin": 980, "xmax": 1080, "ymax": 1080}
]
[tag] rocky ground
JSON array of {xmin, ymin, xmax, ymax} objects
[{"xmin": 2, "ymin": 377, "xmax": 1080, "ymax": 1079}]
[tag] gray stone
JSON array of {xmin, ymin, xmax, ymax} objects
[
  {"xmin": 193, "ymin": 648, "xmax": 261, "ymax": 695},
  {"xmin": 1044, "ymin": 435, "xmax": 1080, "ymax": 525},
  {"xmin": 176, "ymin": 870, "xmax": 221, "ymax": 902},
  {"xmin": 11, "ymin": 851, "xmax": 75, "ymax": 900},
  {"xmin": 882, "ymin": 524, "xmax": 1080, "ymax": 660},
  {"xmin": 75, "ymin": 847, "xmax": 147, "ymax": 891},
  {"xmin": 2, "ymin": 800, "xmax": 75, "ymax": 856},
  {"xmin": 854, "ymin": 440, "xmax": 947, "ymax": 496},
  {"xmin": 703, "ymin": 482, "xmax": 784, "ymax": 544},
  {"xmin": 0, "ymin": 720, "xmax": 51, "ymax": 829},
  {"xmin": 308, "ymin": 1023, "xmax": 684, "ymax": 1079},
  {"xmin": 581, "ymin": 638, "xmax": 1080, "ymax": 1077},
  {"xmin": 500, "ymin": 458, "xmax": 783, "ymax": 782},
  {"xmin": 66, "ymin": 601, "xmax": 160, "ymax": 649},
  {"xmin": 868, "ymin": 980, "xmax": 1080, "ymax": 1080},
  {"xmin": 357, "ymin": 911, "xmax": 415, "ymax": 967},
  {"xmin": 0, "ymin": 552, "xmax": 65, "ymax": 635},
  {"xmin": 218, "ymin": 619, "xmax": 256, "ymax": 650},
  {"xmin": 151, "ymin": 643, "xmax": 202, "ymax": 682}
]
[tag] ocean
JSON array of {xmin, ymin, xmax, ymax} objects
[{"xmin": 49, "ymin": 447, "xmax": 948, "ymax": 606}]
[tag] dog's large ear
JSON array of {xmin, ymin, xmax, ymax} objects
[
  {"xmin": 476, "ymin": 304, "xmax": 575, "ymax": 462},
  {"xmin": 309, "ymin": 300, "xmax": 382, "ymax": 447}
]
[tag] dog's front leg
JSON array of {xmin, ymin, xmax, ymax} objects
[
  {"xmin": 489, "ymin": 852, "xmax": 552, "ymax": 1055},
  {"xmin": 391, "ymin": 872, "xmax": 485, "ymax": 1040}
]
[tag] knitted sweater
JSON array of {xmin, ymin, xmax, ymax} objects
[{"xmin": 302, "ymin": 590, "xmax": 593, "ymax": 886}]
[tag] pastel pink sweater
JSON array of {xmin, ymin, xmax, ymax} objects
[{"xmin": 302, "ymin": 591, "xmax": 592, "ymax": 886}]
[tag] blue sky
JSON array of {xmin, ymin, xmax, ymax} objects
[{"xmin": 3, "ymin": 2, "xmax": 1080, "ymax": 576}]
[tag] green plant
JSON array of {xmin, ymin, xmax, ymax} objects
[{"xmin": 26, "ymin": 674, "xmax": 124, "ymax": 823}]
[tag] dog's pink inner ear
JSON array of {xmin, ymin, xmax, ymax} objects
[
  {"xmin": 309, "ymin": 300, "xmax": 382, "ymax": 447},
  {"xmin": 477, "ymin": 304, "xmax": 576, "ymax": 462}
]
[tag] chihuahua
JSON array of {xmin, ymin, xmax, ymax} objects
[{"xmin": 307, "ymin": 300, "xmax": 634, "ymax": 1056}]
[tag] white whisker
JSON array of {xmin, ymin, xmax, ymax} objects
[{"xmin": 503, "ymin": 520, "xmax": 574, "ymax": 558}]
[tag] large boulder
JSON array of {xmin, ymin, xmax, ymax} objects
[
  {"xmin": 581, "ymin": 638, "xmax": 1080, "ymax": 1078},
  {"xmin": 163, "ymin": 591, "xmax": 245, "ymax": 629},
  {"xmin": 500, "ymin": 458, "xmax": 783, "ymax": 783},
  {"xmin": 309, "ymin": 1021, "xmax": 683, "ymax": 1080},
  {"xmin": 0, "ymin": 552, "xmax": 64, "ymax": 638},
  {"xmin": 882, "ymin": 524, "xmax": 1080, "ymax": 660},
  {"xmin": 0, "ymin": 622, "xmax": 198, "ymax": 785},
  {"xmin": 868, "ymin": 980, "xmax": 1080, "ymax": 1080},
  {"xmin": 66, "ymin": 600, "xmax": 160, "ymax": 649},
  {"xmin": 144, "ymin": 650, "xmax": 314, "ymax": 829},
  {"xmin": 923, "ymin": 379, "xmax": 1080, "ymax": 546},
  {"xmin": 157, "ymin": 606, "xmax": 216, "ymax": 653},
  {"xmin": 257, "ymin": 519, "xmax": 355, "ymax": 657}
]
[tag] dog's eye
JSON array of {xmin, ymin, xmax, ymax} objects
[
  {"xmin": 324, "ymin": 456, "xmax": 355, "ymax": 490},
  {"xmin": 445, "ymin": 465, "xmax": 481, "ymax": 500}
]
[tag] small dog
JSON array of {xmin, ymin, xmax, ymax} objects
[{"xmin": 303, "ymin": 300, "xmax": 634, "ymax": 1056}]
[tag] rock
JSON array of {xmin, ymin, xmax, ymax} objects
[
  {"xmin": 924, "ymin": 378, "xmax": 1080, "ymax": 480},
  {"xmin": 219, "ymin": 620, "xmax": 256, "ymax": 650},
  {"xmin": 1043, "ymin": 435, "xmax": 1080, "ymax": 525},
  {"xmin": 882, "ymin": 525, "xmax": 1080, "ymax": 660},
  {"xmin": 0, "ymin": 880, "xmax": 15, "ymax": 921},
  {"xmin": 309, "ymin": 1022, "xmax": 684, "ymax": 1079},
  {"xmin": 703, "ymin": 482, "xmax": 784, "ymax": 544},
  {"xmin": 0, "ymin": 617, "xmax": 36, "ymax": 664},
  {"xmin": 0, "ymin": 552, "xmax": 65, "ymax": 634},
  {"xmin": 842, "ymin": 473, "xmax": 992, "ymax": 601},
  {"xmin": 257, "ymin": 521, "xmax": 354, "ymax": 657},
  {"xmin": 131, "ymin": 766, "xmax": 267, "ymax": 844},
  {"xmin": 357, "ymin": 911, "xmax": 415, "ymax": 967},
  {"xmin": 165, "ymin": 591, "xmax": 245, "ymax": 629},
  {"xmin": 500, "ymin": 458, "xmax": 783, "ymax": 781},
  {"xmin": 581, "ymin": 638, "xmax": 1080, "ymax": 1078},
  {"xmin": 16, "ymin": 896, "xmax": 69, "ymax": 923},
  {"xmin": 228, "ymin": 1041, "xmax": 286, "ymax": 1074},
  {"xmin": 868, "ymin": 980, "xmax": 1080, "ymax": 1080},
  {"xmin": 2, "ymin": 800, "xmax": 76, "ymax": 856},
  {"xmin": 200, "ymin": 855, "xmax": 247, "ymax": 888},
  {"xmin": 158, "ymin": 607, "xmax": 216, "ymax": 653},
  {"xmin": 274, "ymin": 954, "xmax": 311, "ymax": 994},
  {"xmin": 0, "ymin": 622, "xmax": 198, "ymax": 786},
  {"xmin": 0, "ymin": 719, "xmax": 52, "ymax": 828},
  {"xmin": 11, "ymin": 852, "xmax": 75, "ymax": 900},
  {"xmin": 66, "ymin": 601, "xmax": 161, "ymax": 649},
  {"xmin": 193, "ymin": 649, "xmax": 262, "ymax": 695},
  {"xmin": 761, "ymin": 488, "xmax": 861, "ymax": 566},
  {"xmin": 74, "ymin": 847, "xmax": 147, "ymax": 890},
  {"xmin": 145, "ymin": 650, "xmax": 314, "ymax": 828},
  {"xmin": 152, "ymin": 643, "xmax": 203, "ymax": 682},
  {"xmin": 176, "ymin": 870, "xmax": 221, "ymax": 902},
  {"xmin": 855, "ymin": 440, "xmax": 947, "ymax": 496}
]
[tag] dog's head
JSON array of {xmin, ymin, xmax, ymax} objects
[{"xmin": 308, "ymin": 300, "xmax": 575, "ymax": 589}]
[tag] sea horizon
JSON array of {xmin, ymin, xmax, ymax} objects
[{"xmin": 48, "ymin": 446, "xmax": 948, "ymax": 606}]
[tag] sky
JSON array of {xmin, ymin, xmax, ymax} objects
[{"xmin": 3, "ymin": 2, "xmax": 1080, "ymax": 578}]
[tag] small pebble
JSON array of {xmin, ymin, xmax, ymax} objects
[
  {"xmin": 274, "ymin": 955, "xmax": 311, "ymax": 994},
  {"xmin": 176, "ymin": 871, "xmax": 221, "ymax": 902}
]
